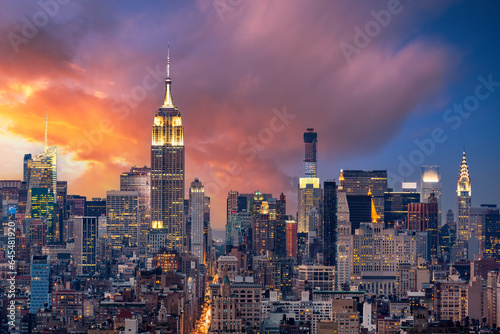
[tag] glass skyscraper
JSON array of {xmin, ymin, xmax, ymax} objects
[
  {"xmin": 30, "ymin": 255, "xmax": 51, "ymax": 314},
  {"xmin": 421, "ymin": 165, "xmax": 442, "ymax": 225}
]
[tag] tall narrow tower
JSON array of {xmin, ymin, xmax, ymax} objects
[
  {"xmin": 189, "ymin": 178, "xmax": 205, "ymax": 265},
  {"xmin": 298, "ymin": 129, "xmax": 321, "ymax": 233},
  {"xmin": 457, "ymin": 151, "xmax": 471, "ymax": 242},
  {"xmin": 150, "ymin": 48, "xmax": 185, "ymax": 253}
]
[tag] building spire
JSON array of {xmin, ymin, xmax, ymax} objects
[
  {"xmin": 162, "ymin": 44, "xmax": 176, "ymax": 109},
  {"xmin": 44, "ymin": 107, "xmax": 48, "ymax": 152},
  {"xmin": 167, "ymin": 42, "xmax": 170, "ymax": 79}
]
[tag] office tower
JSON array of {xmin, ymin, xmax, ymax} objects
[
  {"xmin": 335, "ymin": 189, "xmax": 351, "ymax": 290},
  {"xmin": 351, "ymin": 224, "xmax": 416, "ymax": 295},
  {"xmin": 274, "ymin": 218, "xmax": 287, "ymax": 259},
  {"xmin": 421, "ymin": 166, "xmax": 442, "ymax": 225},
  {"xmin": 106, "ymin": 190, "xmax": 139, "ymax": 249},
  {"xmin": 407, "ymin": 194, "xmax": 439, "ymax": 258},
  {"xmin": 30, "ymin": 188, "xmax": 56, "ymax": 243},
  {"xmin": 346, "ymin": 194, "xmax": 371, "ymax": 232},
  {"xmin": 150, "ymin": 50, "xmax": 184, "ymax": 252},
  {"xmin": 384, "ymin": 189, "xmax": 420, "ymax": 229},
  {"xmin": 298, "ymin": 129, "xmax": 321, "ymax": 233},
  {"xmin": 23, "ymin": 153, "xmax": 32, "ymax": 183},
  {"xmin": 29, "ymin": 220, "xmax": 46, "ymax": 256},
  {"xmin": 339, "ymin": 169, "xmax": 387, "ymax": 222},
  {"xmin": 30, "ymin": 255, "xmax": 51, "ymax": 314},
  {"xmin": 67, "ymin": 195, "xmax": 86, "ymax": 217},
  {"xmin": 253, "ymin": 201, "xmax": 274, "ymax": 255},
  {"xmin": 323, "ymin": 180, "xmax": 337, "ymax": 266},
  {"xmin": 469, "ymin": 207, "xmax": 487, "ymax": 255},
  {"xmin": 447, "ymin": 210, "xmax": 455, "ymax": 224},
  {"xmin": 189, "ymin": 178, "xmax": 204, "ymax": 265},
  {"xmin": 74, "ymin": 217, "xmax": 97, "ymax": 275},
  {"xmin": 85, "ymin": 198, "xmax": 106, "ymax": 217},
  {"xmin": 484, "ymin": 205, "xmax": 500, "ymax": 259},
  {"xmin": 457, "ymin": 151, "xmax": 471, "ymax": 242},
  {"xmin": 298, "ymin": 265, "xmax": 335, "ymax": 291},
  {"xmin": 26, "ymin": 113, "xmax": 57, "ymax": 218},
  {"xmin": 286, "ymin": 220, "xmax": 297, "ymax": 258},
  {"xmin": 227, "ymin": 190, "xmax": 238, "ymax": 219},
  {"xmin": 120, "ymin": 166, "xmax": 151, "ymax": 255}
]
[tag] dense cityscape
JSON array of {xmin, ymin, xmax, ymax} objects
[{"xmin": 1, "ymin": 2, "xmax": 500, "ymax": 334}]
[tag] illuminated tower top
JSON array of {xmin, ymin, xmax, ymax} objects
[
  {"xmin": 304, "ymin": 128, "xmax": 317, "ymax": 178},
  {"xmin": 162, "ymin": 45, "xmax": 176, "ymax": 109},
  {"xmin": 457, "ymin": 151, "xmax": 471, "ymax": 194}
]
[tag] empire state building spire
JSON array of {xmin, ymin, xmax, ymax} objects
[{"xmin": 162, "ymin": 44, "xmax": 176, "ymax": 109}]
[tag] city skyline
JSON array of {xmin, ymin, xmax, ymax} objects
[{"xmin": 1, "ymin": 1, "xmax": 500, "ymax": 229}]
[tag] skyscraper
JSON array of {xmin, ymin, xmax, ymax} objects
[
  {"xmin": 30, "ymin": 255, "xmax": 51, "ymax": 314},
  {"xmin": 384, "ymin": 189, "xmax": 420, "ymax": 229},
  {"xmin": 30, "ymin": 187, "xmax": 55, "ymax": 243},
  {"xmin": 150, "ymin": 49, "xmax": 185, "ymax": 252},
  {"xmin": 421, "ymin": 166, "xmax": 442, "ymax": 225},
  {"xmin": 74, "ymin": 217, "xmax": 97, "ymax": 275},
  {"xmin": 26, "ymin": 113, "xmax": 57, "ymax": 219},
  {"xmin": 407, "ymin": 194, "xmax": 439, "ymax": 258},
  {"xmin": 286, "ymin": 220, "xmax": 298, "ymax": 258},
  {"xmin": 457, "ymin": 151, "xmax": 471, "ymax": 242},
  {"xmin": 189, "ymin": 178, "xmax": 204, "ymax": 265},
  {"xmin": 340, "ymin": 169, "xmax": 387, "ymax": 223},
  {"xmin": 323, "ymin": 180, "xmax": 337, "ymax": 266},
  {"xmin": 106, "ymin": 190, "xmax": 139, "ymax": 250},
  {"xmin": 298, "ymin": 129, "xmax": 321, "ymax": 233},
  {"xmin": 120, "ymin": 166, "xmax": 151, "ymax": 256}
]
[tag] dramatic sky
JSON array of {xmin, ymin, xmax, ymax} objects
[{"xmin": 1, "ymin": 1, "xmax": 499, "ymax": 230}]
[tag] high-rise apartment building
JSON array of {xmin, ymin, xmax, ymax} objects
[
  {"xmin": 120, "ymin": 166, "xmax": 151, "ymax": 255},
  {"xmin": 286, "ymin": 220, "xmax": 298, "ymax": 258},
  {"xmin": 189, "ymin": 178, "xmax": 204, "ymax": 265},
  {"xmin": 421, "ymin": 166, "xmax": 442, "ymax": 225},
  {"xmin": 150, "ymin": 50, "xmax": 185, "ymax": 252},
  {"xmin": 457, "ymin": 151, "xmax": 471, "ymax": 242},
  {"xmin": 74, "ymin": 216, "xmax": 97, "ymax": 275}
]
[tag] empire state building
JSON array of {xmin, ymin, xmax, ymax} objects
[{"xmin": 149, "ymin": 51, "xmax": 185, "ymax": 253}]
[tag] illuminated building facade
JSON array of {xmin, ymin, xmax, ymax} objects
[
  {"xmin": 421, "ymin": 166, "xmax": 442, "ymax": 225},
  {"xmin": 298, "ymin": 128, "xmax": 321, "ymax": 233},
  {"xmin": 286, "ymin": 220, "xmax": 298, "ymax": 258},
  {"xmin": 73, "ymin": 216, "xmax": 97, "ymax": 275},
  {"xmin": 30, "ymin": 187, "xmax": 56, "ymax": 243},
  {"xmin": 26, "ymin": 113, "xmax": 57, "ymax": 219},
  {"xmin": 120, "ymin": 166, "xmax": 151, "ymax": 256},
  {"xmin": 384, "ymin": 190, "xmax": 420, "ymax": 229},
  {"xmin": 150, "ymin": 51, "xmax": 185, "ymax": 252},
  {"xmin": 340, "ymin": 169, "xmax": 387, "ymax": 223},
  {"xmin": 106, "ymin": 190, "xmax": 139, "ymax": 249},
  {"xmin": 253, "ymin": 201, "xmax": 275, "ymax": 255},
  {"xmin": 335, "ymin": 190, "xmax": 351, "ymax": 290},
  {"xmin": 457, "ymin": 151, "xmax": 471, "ymax": 242},
  {"xmin": 189, "ymin": 178, "xmax": 204, "ymax": 265},
  {"xmin": 407, "ymin": 194, "xmax": 439, "ymax": 258}
]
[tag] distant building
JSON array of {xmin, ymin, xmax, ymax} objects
[
  {"xmin": 74, "ymin": 216, "xmax": 97, "ymax": 275},
  {"xmin": 120, "ymin": 166, "xmax": 151, "ymax": 256},
  {"xmin": 407, "ymin": 193, "xmax": 439, "ymax": 258},
  {"xmin": 340, "ymin": 169, "xmax": 387, "ymax": 223},
  {"xmin": 457, "ymin": 151, "xmax": 471, "ymax": 242},
  {"xmin": 421, "ymin": 166, "xmax": 442, "ymax": 225},
  {"xmin": 30, "ymin": 255, "xmax": 51, "ymax": 314},
  {"xmin": 323, "ymin": 180, "xmax": 337, "ymax": 266},
  {"xmin": 106, "ymin": 190, "xmax": 139, "ymax": 250},
  {"xmin": 189, "ymin": 178, "xmax": 205, "ymax": 265}
]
